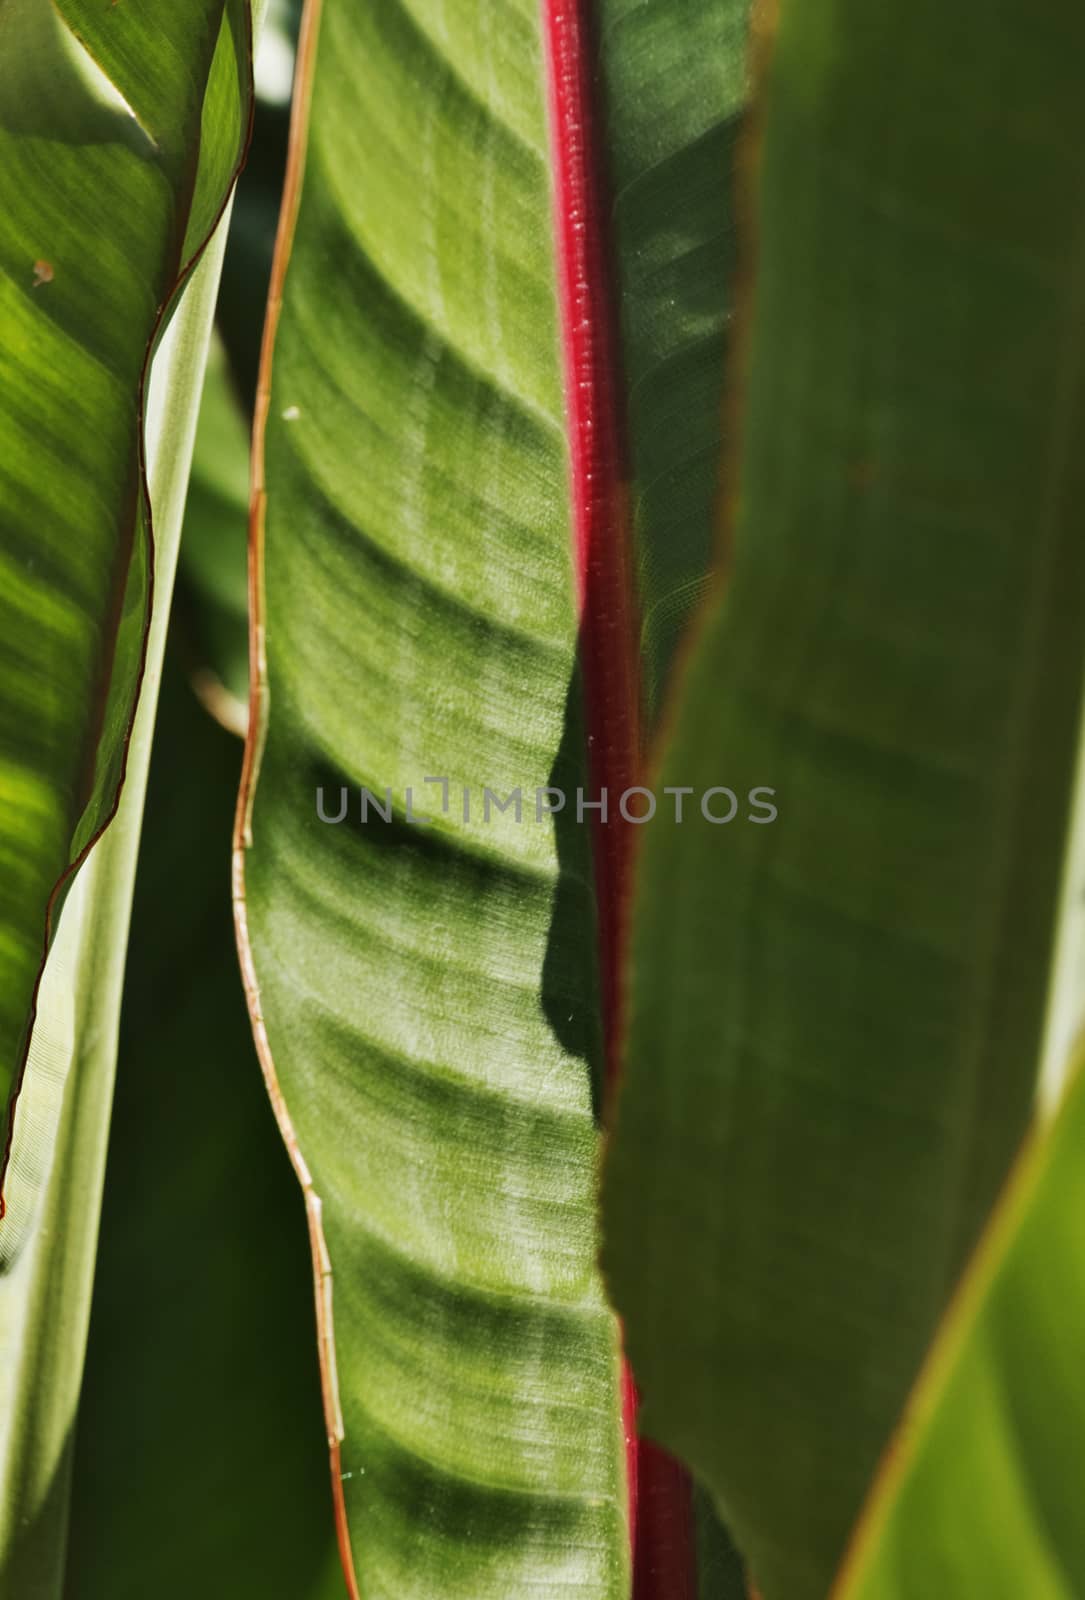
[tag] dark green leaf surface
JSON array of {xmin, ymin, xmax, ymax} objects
[
  {"xmin": 598, "ymin": 7, "xmax": 754, "ymax": 1590},
  {"xmin": 237, "ymin": 1, "xmax": 627, "ymax": 1594},
  {"xmin": 65, "ymin": 653, "xmax": 339, "ymax": 1600},
  {"xmin": 836, "ymin": 1060, "xmax": 1085, "ymax": 1600},
  {"xmin": 597, "ymin": 0, "xmax": 751, "ymax": 717},
  {"xmin": 602, "ymin": 2, "xmax": 1085, "ymax": 1595},
  {"xmin": 0, "ymin": 0, "xmax": 249, "ymax": 1135}
]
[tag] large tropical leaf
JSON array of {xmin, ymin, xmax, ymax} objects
[
  {"xmin": 0, "ymin": 0, "xmax": 250, "ymax": 1153},
  {"xmin": 834, "ymin": 1054, "xmax": 1085, "ymax": 1599},
  {"xmin": 234, "ymin": 0, "xmax": 762, "ymax": 1589},
  {"xmin": 233, "ymin": 0, "xmax": 635, "ymax": 1591},
  {"xmin": 63, "ymin": 651, "xmax": 339, "ymax": 1600},
  {"xmin": 0, "ymin": 227, "xmax": 242, "ymax": 1597},
  {"xmin": 0, "ymin": 5, "xmax": 260, "ymax": 1585},
  {"xmin": 597, "ymin": 3, "xmax": 753, "ymax": 1589},
  {"xmin": 601, "ymin": 0, "xmax": 1085, "ymax": 1595}
]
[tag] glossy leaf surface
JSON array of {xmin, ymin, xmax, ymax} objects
[
  {"xmin": 0, "ymin": 228, "xmax": 241, "ymax": 1598},
  {"xmin": 235, "ymin": 1, "xmax": 628, "ymax": 1594},
  {"xmin": 0, "ymin": 0, "xmax": 249, "ymax": 1141},
  {"xmin": 0, "ymin": 4, "xmax": 258, "ymax": 1583}
]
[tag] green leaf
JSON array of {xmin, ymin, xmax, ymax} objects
[
  {"xmin": 835, "ymin": 1057, "xmax": 1085, "ymax": 1599},
  {"xmin": 234, "ymin": 0, "xmax": 631, "ymax": 1594},
  {"xmin": 0, "ymin": 226, "xmax": 239, "ymax": 1598},
  {"xmin": 597, "ymin": 4, "xmax": 754, "ymax": 1588},
  {"xmin": 63, "ymin": 651, "xmax": 339, "ymax": 1600},
  {"xmin": 0, "ymin": 0, "xmax": 249, "ymax": 1133},
  {"xmin": 601, "ymin": 1, "xmax": 1085, "ymax": 1595},
  {"xmin": 0, "ymin": 4, "xmax": 261, "ymax": 1582}
]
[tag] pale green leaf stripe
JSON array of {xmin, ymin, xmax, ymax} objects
[
  {"xmin": 836, "ymin": 1056, "xmax": 1085, "ymax": 1600},
  {"xmin": 176, "ymin": 334, "xmax": 251, "ymax": 731},
  {"xmin": 602, "ymin": 1, "xmax": 1085, "ymax": 1596},
  {"xmin": 0, "ymin": 0, "xmax": 248, "ymax": 1134},
  {"xmin": 240, "ymin": 0, "xmax": 626, "ymax": 1595}
]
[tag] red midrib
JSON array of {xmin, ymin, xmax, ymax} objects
[{"xmin": 542, "ymin": 4, "xmax": 697, "ymax": 1596}]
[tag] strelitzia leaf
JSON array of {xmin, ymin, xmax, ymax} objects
[
  {"xmin": 234, "ymin": 0, "xmax": 763, "ymax": 1589},
  {"xmin": 601, "ymin": 0, "xmax": 1085, "ymax": 1595},
  {"xmin": 0, "ymin": 0, "xmax": 250, "ymax": 1153},
  {"xmin": 234, "ymin": 0, "xmax": 633, "ymax": 1593}
]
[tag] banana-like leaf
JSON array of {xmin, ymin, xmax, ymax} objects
[
  {"xmin": 0, "ymin": 6, "xmax": 260, "ymax": 1584},
  {"xmin": 0, "ymin": 0, "xmax": 249, "ymax": 1147},
  {"xmin": 597, "ymin": 4, "xmax": 753, "ymax": 1584},
  {"xmin": 0, "ymin": 228, "xmax": 238, "ymax": 1598},
  {"xmin": 64, "ymin": 652, "xmax": 339, "ymax": 1600},
  {"xmin": 234, "ymin": 0, "xmax": 641, "ymax": 1592},
  {"xmin": 834, "ymin": 1056, "xmax": 1085, "ymax": 1599},
  {"xmin": 236, "ymin": 0, "xmax": 760, "ymax": 1589},
  {"xmin": 601, "ymin": 1, "xmax": 1085, "ymax": 1596}
]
